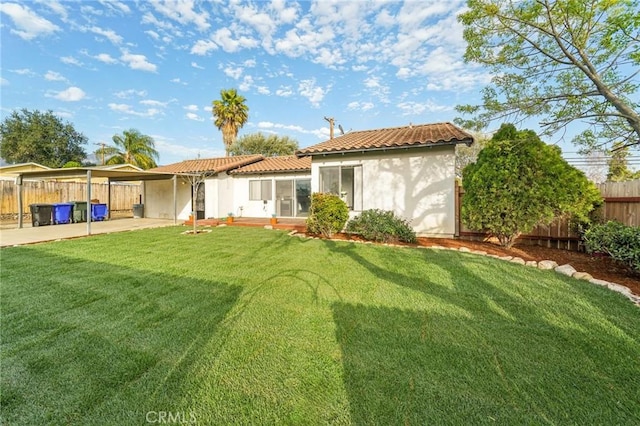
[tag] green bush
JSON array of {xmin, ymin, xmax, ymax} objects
[
  {"xmin": 306, "ymin": 193, "xmax": 349, "ymax": 238},
  {"xmin": 462, "ymin": 123, "xmax": 602, "ymax": 248},
  {"xmin": 346, "ymin": 209, "xmax": 416, "ymax": 244},
  {"xmin": 583, "ymin": 221, "xmax": 640, "ymax": 272}
]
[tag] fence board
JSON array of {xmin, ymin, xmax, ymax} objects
[{"xmin": 0, "ymin": 180, "xmax": 142, "ymax": 221}]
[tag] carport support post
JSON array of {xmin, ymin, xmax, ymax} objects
[
  {"xmin": 17, "ymin": 175, "xmax": 23, "ymax": 229},
  {"xmin": 86, "ymin": 170, "xmax": 92, "ymax": 235},
  {"xmin": 173, "ymin": 175, "xmax": 177, "ymax": 224}
]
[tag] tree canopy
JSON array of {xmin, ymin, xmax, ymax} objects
[
  {"xmin": 212, "ymin": 88, "xmax": 249, "ymax": 156},
  {"xmin": 229, "ymin": 132, "xmax": 299, "ymax": 157},
  {"xmin": 607, "ymin": 142, "xmax": 640, "ymax": 181},
  {"xmin": 98, "ymin": 129, "xmax": 159, "ymax": 170},
  {"xmin": 462, "ymin": 123, "xmax": 602, "ymax": 248},
  {"xmin": 0, "ymin": 109, "xmax": 87, "ymax": 167},
  {"xmin": 456, "ymin": 0, "xmax": 640, "ymax": 152}
]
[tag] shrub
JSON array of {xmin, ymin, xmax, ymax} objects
[
  {"xmin": 346, "ymin": 209, "xmax": 416, "ymax": 244},
  {"xmin": 306, "ymin": 193, "xmax": 349, "ymax": 238},
  {"xmin": 462, "ymin": 123, "xmax": 602, "ymax": 248},
  {"xmin": 583, "ymin": 221, "xmax": 640, "ymax": 273}
]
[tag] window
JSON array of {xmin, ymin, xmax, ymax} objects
[
  {"xmin": 319, "ymin": 166, "xmax": 362, "ymax": 210},
  {"xmin": 249, "ymin": 180, "xmax": 272, "ymax": 200}
]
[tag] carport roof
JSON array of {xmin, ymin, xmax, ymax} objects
[{"xmin": 16, "ymin": 167, "xmax": 193, "ymax": 182}]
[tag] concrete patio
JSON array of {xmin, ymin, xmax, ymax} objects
[{"xmin": 0, "ymin": 218, "xmax": 177, "ymax": 247}]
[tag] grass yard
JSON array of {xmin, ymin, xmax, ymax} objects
[{"xmin": 1, "ymin": 226, "xmax": 639, "ymax": 425}]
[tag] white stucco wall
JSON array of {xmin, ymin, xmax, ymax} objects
[
  {"xmin": 230, "ymin": 173, "xmax": 311, "ymax": 218},
  {"xmin": 310, "ymin": 145, "xmax": 457, "ymax": 237},
  {"xmin": 144, "ymin": 179, "xmax": 192, "ymax": 220}
]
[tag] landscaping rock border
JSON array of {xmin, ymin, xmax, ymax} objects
[{"xmin": 287, "ymin": 230, "xmax": 640, "ymax": 307}]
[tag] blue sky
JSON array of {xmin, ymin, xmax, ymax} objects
[{"xmin": 0, "ymin": 0, "xmax": 600, "ymax": 167}]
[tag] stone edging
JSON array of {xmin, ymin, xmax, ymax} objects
[{"xmin": 287, "ymin": 230, "xmax": 639, "ymax": 307}]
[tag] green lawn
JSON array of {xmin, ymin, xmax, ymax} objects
[{"xmin": 1, "ymin": 226, "xmax": 639, "ymax": 425}]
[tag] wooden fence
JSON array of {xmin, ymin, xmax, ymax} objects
[
  {"xmin": 456, "ymin": 180, "xmax": 640, "ymax": 250},
  {"xmin": 0, "ymin": 180, "xmax": 142, "ymax": 221}
]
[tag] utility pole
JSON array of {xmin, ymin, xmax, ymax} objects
[{"xmin": 324, "ymin": 116, "xmax": 335, "ymax": 140}]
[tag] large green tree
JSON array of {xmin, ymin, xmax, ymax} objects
[
  {"xmin": 212, "ymin": 88, "xmax": 249, "ymax": 156},
  {"xmin": 229, "ymin": 132, "xmax": 298, "ymax": 157},
  {"xmin": 0, "ymin": 109, "xmax": 87, "ymax": 167},
  {"xmin": 456, "ymin": 0, "xmax": 640, "ymax": 152},
  {"xmin": 607, "ymin": 141, "xmax": 640, "ymax": 181},
  {"xmin": 462, "ymin": 124, "xmax": 602, "ymax": 248},
  {"xmin": 99, "ymin": 129, "xmax": 159, "ymax": 170}
]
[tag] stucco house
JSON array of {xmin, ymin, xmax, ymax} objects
[
  {"xmin": 297, "ymin": 122, "xmax": 473, "ymax": 237},
  {"xmin": 145, "ymin": 122, "xmax": 473, "ymax": 237}
]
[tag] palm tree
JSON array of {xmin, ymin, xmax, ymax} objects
[
  {"xmin": 100, "ymin": 129, "xmax": 159, "ymax": 169},
  {"xmin": 212, "ymin": 88, "xmax": 249, "ymax": 156}
]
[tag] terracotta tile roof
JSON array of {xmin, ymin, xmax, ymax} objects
[
  {"xmin": 149, "ymin": 154, "xmax": 264, "ymax": 174},
  {"xmin": 231, "ymin": 155, "xmax": 311, "ymax": 175},
  {"xmin": 297, "ymin": 122, "xmax": 473, "ymax": 156}
]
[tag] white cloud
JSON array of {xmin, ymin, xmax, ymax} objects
[
  {"xmin": 186, "ymin": 112, "xmax": 204, "ymax": 122},
  {"xmin": 190, "ymin": 39, "xmax": 217, "ymax": 55},
  {"xmin": 347, "ymin": 101, "xmax": 374, "ymax": 111},
  {"xmin": 298, "ymin": 79, "xmax": 328, "ymax": 108},
  {"xmin": 114, "ymin": 89, "xmax": 147, "ymax": 99},
  {"xmin": 61, "ymin": 56, "xmax": 83, "ymax": 66},
  {"xmin": 276, "ymin": 86, "xmax": 293, "ymax": 97},
  {"xmin": 257, "ymin": 121, "xmax": 326, "ymax": 139},
  {"xmin": 151, "ymin": 0, "xmax": 210, "ymax": 31},
  {"xmin": 1, "ymin": 78, "xmax": 9, "ymax": 86},
  {"xmin": 108, "ymin": 103, "xmax": 162, "ymax": 117},
  {"xmin": 171, "ymin": 78, "xmax": 187, "ymax": 85},
  {"xmin": 191, "ymin": 61, "xmax": 204, "ymax": 69},
  {"xmin": 184, "ymin": 104, "xmax": 199, "ymax": 112},
  {"xmin": 352, "ymin": 65, "xmax": 368, "ymax": 72},
  {"xmin": 140, "ymin": 99, "xmax": 168, "ymax": 107},
  {"xmin": 0, "ymin": 2, "xmax": 60, "ymax": 40},
  {"xmin": 40, "ymin": 0, "xmax": 68, "ymax": 20},
  {"xmin": 87, "ymin": 26, "xmax": 123, "ymax": 44},
  {"xmin": 141, "ymin": 12, "xmax": 177, "ymax": 31},
  {"xmin": 98, "ymin": 0, "xmax": 131, "ymax": 15},
  {"xmin": 257, "ymin": 86, "xmax": 270, "ymax": 95},
  {"xmin": 50, "ymin": 86, "xmax": 86, "ymax": 102},
  {"xmin": 397, "ymin": 100, "xmax": 451, "ymax": 115},
  {"xmin": 223, "ymin": 66, "xmax": 243, "ymax": 80},
  {"xmin": 12, "ymin": 68, "xmax": 35, "ymax": 76},
  {"xmin": 213, "ymin": 27, "xmax": 258, "ymax": 53},
  {"xmin": 120, "ymin": 51, "xmax": 157, "ymax": 72},
  {"xmin": 243, "ymin": 59, "xmax": 256, "ymax": 68},
  {"xmin": 44, "ymin": 71, "xmax": 66, "ymax": 81},
  {"xmin": 239, "ymin": 75, "xmax": 254, "ymax": 92},
  {"xmin": 95, "ymin": 53, "xmax": 118, "ymax": 64},
  {"xmin": 145, "ymin": 30, "xmax": 160, "ymax": 40},
  {"xmin": 375, "ymin": 9, "xmax": 396, "ymax": 27}
]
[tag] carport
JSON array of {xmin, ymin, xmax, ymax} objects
[{"xmin": 15, "ymin": 167, "xmax": 194, "ymax": 234}]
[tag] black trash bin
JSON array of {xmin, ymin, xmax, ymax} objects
[
  {"xmin": 133, "ymin": 203, "xmax": 144, "ymax": 218},
  {"xmin": 30, "ymin": 204, "xmax": 53, "ymax": 227}
]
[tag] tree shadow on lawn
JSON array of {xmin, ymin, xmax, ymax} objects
[
  {"xmin": 1, "ymin": 248, "xmax": 242, "ymax": 425},
  {"xmin": 326, "ymin": 241, "xmax": 640, "ymax": 424}
]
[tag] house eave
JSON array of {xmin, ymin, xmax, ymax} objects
[{"xmin": 296, "ymin": 138, "xmax": 472, "ymax": 157}]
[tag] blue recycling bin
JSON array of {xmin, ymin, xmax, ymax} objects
[
  {"xmin": 91, "ymin": 203, "xmax": 108, "ymax": 221},
  {"xmin": 52, "ymin": 203, "xmax": 74, "ymax": 224}
]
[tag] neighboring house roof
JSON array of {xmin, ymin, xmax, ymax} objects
[
  {"xmin": 149, "ymin": 155, "xmax": 264, "ymax": 174},
  {"xmin": 0, "ymin": 162, "xmax": 51, "ymax": 177},
  {"xmin": 231, "ymin": 155, "xmax": 311, "ymax": 175},
  {"xmin": 92, "ymin": 164, "xmax": 144, "ymax": 172},
  {"xmin": 297, "ymin": 122, "xmax": 474, "ymax": 156}
]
